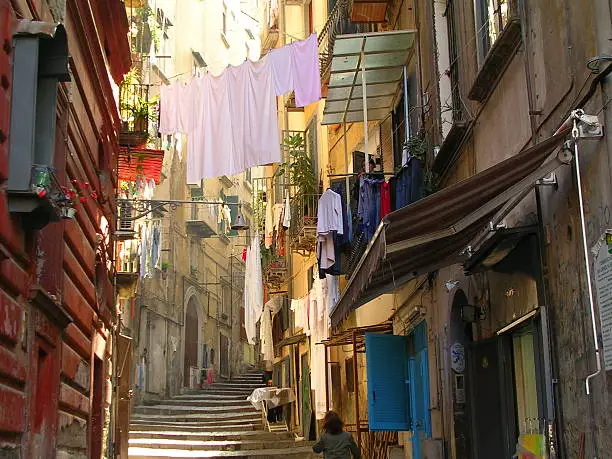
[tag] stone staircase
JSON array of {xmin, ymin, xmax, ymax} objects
[{"xmin": 128, "ymin": 371, "xmax": 317, "ymax": 458}]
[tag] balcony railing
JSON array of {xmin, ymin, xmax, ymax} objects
[
  {"xmin": 289, "ymin": 193, "xmax": 320, "ymax": 256},
  {"xmin": 119, "ymin": 83, "xmax": 155, "ymax": 147},
  {"xmin": 261, "ymin": 4, "xmax": 280, "ymax": 55},
  {"xmin": 318, "ymin": 0, "xmax": 378, "ymax": 82},
  {"xmin": 185, "ymin": 201, "xmax": 218, "ymax": 238}
]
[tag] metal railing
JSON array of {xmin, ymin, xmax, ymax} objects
[
  {"xmin": 318, "ymin": 0, "xmax": 378, "ymax": 79},
  {"xmin": 119, "ymin": 83, "xmax": 154, "ymax": 134},
  {"xmin": 289, "ymin": 193, "xmax": 319, "ymax": 238}
]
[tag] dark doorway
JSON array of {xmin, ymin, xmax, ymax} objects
[
  {"xmin": 184, "ymin": 298, "xmax": 199, "ymax": 387},
  {"xmin": 90, "ymin": 356, "xmax": 105, "ymax": 459},
  {"xmin": 220, "ymin": 333, "xmax": 229, "ymax": 377},
  {"xmin": 30, "ymin": 339, "xmax": 59, "ymax": 458},
  {"xmin": 469, "ymin": 338, "xmax": 516, "ymax": 459}
]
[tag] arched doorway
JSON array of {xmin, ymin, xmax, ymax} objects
[{"xmin": 183, "ymin": 297, "xmax": 199, "ymax": 387}]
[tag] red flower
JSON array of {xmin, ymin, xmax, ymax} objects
[
  {"xmin": 90, "ymin": 191, "xmax": 98, "ymax": 200},
  {"xmin": 83, "ymin": 182, "xmax": 90, "ymax": 188},
  {"xmin": 79, "ymin": 196, "xmax": 87, "ymax": 204}
]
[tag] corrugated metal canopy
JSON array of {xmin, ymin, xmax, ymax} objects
[
  {"xmin": 330, "ymin": 133, "xmax": 572, "ymax": 328},
  {"xmin": 322, "ymin": 30, "xmax": 416, "ymax": 125}
]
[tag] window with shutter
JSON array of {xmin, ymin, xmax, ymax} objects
[{"xmin": 365, "ymin": 333, "xmax": 411, "ymax": 431}]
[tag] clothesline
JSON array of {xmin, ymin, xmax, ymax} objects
[{"xmin": 159, "ymin": 33, "xmax": 321, "ymax": 181}]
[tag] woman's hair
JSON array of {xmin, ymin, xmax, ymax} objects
[{"xmin": 322, "ymin": 411, "xmax": 344, "ymax": 435}]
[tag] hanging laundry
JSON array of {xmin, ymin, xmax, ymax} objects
[
  {"xmin": 291, "ymin": 296, "xmax": 310, "ymax": 335},
  {"xmin": 317, "ymin": 189, "xmax": 344, "ymax": 235},
  {"xmin": 309, "ymin": 274, "xmax": 329, "ymax": 420},
  {"xmin": 283, "ymin": 194, "xmax": 291, "ymax": 229},
  {"xmin": 289, "ymin": 34, "xmax": 322, "ymax": 107},
  {"xmin": 222, "ymin": 204, "xmax": 232, "ymax": 233},
  {"xmin": 265, "ymin": 200, "xmax": 274, "ymax": 249},
  {"xmin": 159, "ymin": 34, "xmax": 321, "ymax": 181},
  {"xmin": 394, "ymin": 157, "xmax": 424, "ymax": 210},
  {"xmin": 273, "ymin": 203, "xmax": 284, "ymax": 231},
  {"xmin": 244, "ymin": 234, "xmax": 264, "ymax": 344},
  {"xmin": 260, "ymin": 306, "xmax": 274, "ymax": 362},
  {"xmin": 380, "ymin": 181, "xmax": 391, "ymax": 218},
  {"xmin": 150, "ymin": 222, "xmax": 162, "ymax": 270}
]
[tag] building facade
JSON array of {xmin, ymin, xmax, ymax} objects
[
  {"xmin": 256, "ymin": 0, "xmax": 612, "ymax": 458},
  {"xmin": 0, "ymin": 0, "xmax": 131, "ymax": 457},
  {"xmin": 115, "ymin": 0, "xmax": 261, "ymax": 413}
]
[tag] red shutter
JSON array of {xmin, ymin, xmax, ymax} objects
[{"xmin": 0, "ymin": 2, "xmax": 14, "ymax": 182}]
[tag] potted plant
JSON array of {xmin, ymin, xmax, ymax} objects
[
  {"xmin": 161, "ymin": 262, "xmax": 170, "ymax": 280},
  {"xmin": 275, "ymin": 134, "xmax": 317, "ymax": 196},
  {"xmin": 58, "ymin": 180, "xmax": 98, "ymax": 219},
  {"xmin": 121, "ymin": 95, "xmax": 155, "ymax": 133}
]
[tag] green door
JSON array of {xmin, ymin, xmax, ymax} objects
[{"xmin": 301, "ymin": 353, "xmax": 313, "ymax": 440}]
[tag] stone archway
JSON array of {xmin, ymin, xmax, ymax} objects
[{"xmin": 181, "ymin": 287, "xmax": 204, "ymax": 389}]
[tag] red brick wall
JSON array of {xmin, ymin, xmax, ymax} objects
[{"xmin": 0, "ymin": 1, "xmax": 130, "ymax": 457}]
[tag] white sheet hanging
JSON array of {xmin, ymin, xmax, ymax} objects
[
  {"xmin": 244, "ymin": 234, "xmax": 263, "ymax": 344},
  {"xmin": 159, "ymin": 34, "xmax": 321, "ymax": 181}
]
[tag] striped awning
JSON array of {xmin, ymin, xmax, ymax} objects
[
  {"xmin": 118, "ymin": 147, "xmax": 165, "ymax": 184},
  {"xmin": 330, "ymin": 133, "xmax": 572, "ymax": 328}
]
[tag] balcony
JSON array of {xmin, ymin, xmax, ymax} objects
[
  {"xmin": 318, "ymin": 0, "xmax": 378, "ymax": 89},
  {"xmin": 289, "ymin": 193, "xmax": 320, "ymax": 256},
  {"xmin": 119, "ymin": 83, "xmax": 155, "ymax": 147},
  {"xmin": 185, "ymin": 201, "xmax": 217, "ymax": 238},
  {"xmin": 116, "ymin": 239, "xmax": 139, "ymax": 297},
  {"xmin": 261, "ymin": 4, "xmax": 279, "ymax": 55},
  {"xmin": 263, "ymin": 254, "xmax": 288, "ymax": 288}
]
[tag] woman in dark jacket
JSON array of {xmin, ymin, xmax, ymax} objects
[{"xmin": 313, "ymin": 411, "xmax": 361, "ymax": 459}]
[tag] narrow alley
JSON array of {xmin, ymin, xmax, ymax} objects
[
  {"xmin": 128, "ymin": 372, "xmax": 316, "ymax": 458},
  {"xmin": 1, "ymin": 0, "xmax": 612, "ymax": 458}
]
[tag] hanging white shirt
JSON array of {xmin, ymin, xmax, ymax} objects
[
  {"xmin": 317, "ymin": 189, "xmax": 343, "ymax": 235},
  {"xmin": 283, "ymin": 195, "xmax": 291, "ymax": 229}
]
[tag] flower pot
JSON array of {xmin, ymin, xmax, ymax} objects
[
  {"xmin": 161, "ymin": 271, "xmax": 168, "ymax": 280},
  {"xmin": 61, "ymin": 207, "xmax": 76, "ymax": 219}
]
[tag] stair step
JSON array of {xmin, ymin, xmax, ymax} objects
[
  {"xmin": 128, "ymin": 444, "xmax": 318, "ymax": 458},
  {"xmin": 128, "ymin": 438, "xmax": 305, "ymax": 451},
  {"xmin": 131, "ymin": 413, "xmax": 261, "ymax": 423},
  {"xmin": 145, "ymin": 399, "xmax": 252, "ymax": 407},
  {"xmin": 129, "ymin": 431, "xmax": 294, "ymax": 441},
  {"xmin": 173, "ymin": 394, "xmax": 248, "ymax": 401},
  {"xmin": 130, "ymin": 424, "xmax": 261, "ymax": 432},
  {"xmin": 133, "ymin": 405, "xmax": 258, "ymax": 416}
]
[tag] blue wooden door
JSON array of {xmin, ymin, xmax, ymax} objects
[
  {"xmin": 365, "ymin": 333, "xmax": 411, "ymax": 431},
  {"xmin": 410, "ymin": 322, "xmax": 431, "ymax": 458}
]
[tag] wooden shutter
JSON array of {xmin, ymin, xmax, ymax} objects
[
  {"xmin": 365, "ymin": 333, "xmax": 411, "ymax": 431},
  {"xmin": 411, "ymin": 322, "xmax": 432, "ymax": 437}
]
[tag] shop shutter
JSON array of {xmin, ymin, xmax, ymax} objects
[{"xmin": 365, "ymin": 333, "xmax": 411, "ymax": 431}]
